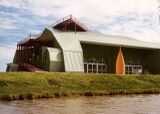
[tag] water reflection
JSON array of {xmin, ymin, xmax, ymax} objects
[{"xmin": 0, "ymin": 94, "xmax": 160, "ymax": 114}]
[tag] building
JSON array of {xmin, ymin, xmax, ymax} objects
[{"xmin": 7, "ymin": 15, "xmax": 160, "ymax": 74}]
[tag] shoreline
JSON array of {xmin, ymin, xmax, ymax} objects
[
  {"xmin": 0, "ymin": 89, "xmax": 160, "ymax": 101},
  {"xmin": 0, "ymin": 72, "xmax": 160, "ymax": 101}
]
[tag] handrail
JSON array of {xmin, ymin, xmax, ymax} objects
[
  {"xmin": 18, "ymin": 15, "xmax": 91, "ymax": 45},
  {"xmin": 50, "ymin": 15, "xmax": 71, "ymax": 27},
  {"xmin": 18, "ymin": 32, "xmax": 42, "ymax": 45},
  {"xmin": 71, "ymin": 16, "xmax": 91, "ymax": 32},
  {"xmin": 50, "ymin": 14, "xmax": 91, "ymax": 32}
]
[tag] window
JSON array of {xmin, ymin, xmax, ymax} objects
[
  {"xmin": 84, "ymin": 58, "xmax": 107, "ymax": 73},
  {"xmin": 125, "ymin": 61, "xmax": 143, "ymax": 74}
]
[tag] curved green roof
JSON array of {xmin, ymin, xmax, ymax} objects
[{"xmin": 47, "ymin": 28, "xmax": 84, "ymax": 72}]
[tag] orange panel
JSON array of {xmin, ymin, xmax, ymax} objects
[{"xmin": 116, "ymin": 47, "xmax": 125, "ymax": 75}]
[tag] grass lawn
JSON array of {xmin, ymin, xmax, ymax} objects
[{"xmin": 0, "ymin": 72, "xmax": 160, "ymax": 100}]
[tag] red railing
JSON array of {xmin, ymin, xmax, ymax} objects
[
  {"xmin": 50, "ymin": 14, "xmax": 91, "ymax": 32},
  {"xmin": 50, "ymin": 15, "xmax": 71, "ymax": 27},
  {"xmin": 18, "ymin": 33, "xmax": 42, "ymax": 45},
  {"xmin": 18, "ymin": 15, "xmax": 91, "ymax": 45},
  {"xmin": 71, "ymin": 16, "xmax": 91, "ymax": 32}
]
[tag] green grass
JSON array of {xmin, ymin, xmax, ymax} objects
[{"xmin": 0, "ymin": 72, "xmax": 160, "ymax": 100}]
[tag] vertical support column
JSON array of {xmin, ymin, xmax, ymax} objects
[
  {"xmin": 22, "ymin": 46, "xmax": 24, "ymax": 68},
  {"xmin": 101, "ymin": 65, "xmax": 103, "ymax": 73},
  {"xmin": 29, "ymin": 46, "xmax": 31, "ymax": 64},
  {"xmin": 18, "ymin": 46, "xmax": 20, "ymax": 64},
  {"xmin": 17, "ymin": 45, "xmax": 19, "ymax": 64},
  {"xmin": 87, "ymin": 63, "xmax": 88, "ymax": 73},
  {"xmin": 19, "ymin": 46, "xmax": 22, "ymax": 66},
  {"xmin": 106, "ymin": 64, "xmax": 107, "ymax": 73},
  {"xmin": 132, "ymin": 66, "xmax": 134, "ymax": 74},
  {"xmin": 64, "ymin": 23, "xmax": 67, "ymax": 31},
  {"xmin": 38, "ymin": 46, "xmax": 40, "ymax": 68},
  {"xmin": 24, "ymin": 46, "xmax": 25, "ymax": 68},
  {"xmin": 37, "ymin": 46, "xmax": 39, "ymax": 68},
  {"xmin": 96, "ymin": 63, "xmax": 98, "ymax": 74},
  {"xmin": 19, "ymin": 46, "xmax": 22, "ymax": 64},
  {"xmin": 26, "ymin": 46, "xmax": 27, "ymax": 69},
  {"xmin": 26, "ymin": 46, "xmax": 28, "ymax": 68},
  {"xmin": 35, "ymin": 46, "xmax": 37, "ymax": 67},
  {"xmin": 28, "ymin": 46, "xmax": 30, "ymax": 65},
  {"xmin": 92, "ymin": 63, "xmax": 93, "ymax": 73},
  {"xmin": 26, "ymin": 46, "xmax": 28, "ymax": 63},
  {"xmin": 75, "ymin": 22, "xmax": 77, "ymax": 34},
  {"xmin": 25, "ymin": 46, "xmax": 27, "ymax": 68}
]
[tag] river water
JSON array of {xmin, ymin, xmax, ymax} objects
[{"xmin": 0, "ymin": 94, "xmax": 160, "ymax": 114}]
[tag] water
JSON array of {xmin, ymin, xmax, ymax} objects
[{"xmin": 0, "ymin": 95, "xmax": 160, "ymax": 114}]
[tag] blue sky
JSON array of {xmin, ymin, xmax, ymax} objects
[{"xmin": 0, "ymin": 0, "xmax": 160, "ymax": 72}]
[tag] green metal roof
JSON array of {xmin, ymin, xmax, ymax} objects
[
  {"xmin": 50, "ymin": 29, "xmax": 160, "ymax": 49},
  {"xmin": 48, "ymin": 28, "xmax": 84, "ymax": 72}
]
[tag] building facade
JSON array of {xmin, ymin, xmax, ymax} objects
[{"xmin": 7, "ymin": 15, "xmax": 160, "ymax": 74}]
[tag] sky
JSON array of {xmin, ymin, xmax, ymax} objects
[{"xmin": 0, "ymin": 0, "xmax": 160, "ymax": 72}]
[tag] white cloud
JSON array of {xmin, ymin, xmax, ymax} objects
[
  {"xmin": 0, "ymin": 19, "xmax": 17, "ymax": 30},
  {"xmin": 16, "ymin": 0, "xmax": 160, "ymax": 43},
  {"xmin": 0, "ymin": 0, "xmax": 160, "ymax": 72},
  {"xmin": 0, "ymin": 0, "xmax": 25, "ymax": 8},
  {"xmin": 0, "ymin": 45, "xmax": 15, "ymax": 72},
  {"xmin": 0, "ymin": 44, "xmax": 16, "ymax": 61},
  {"xmin": 1, "ymin": 0, "xmax": 158, "ymax": 17},
  {"xmin": 0, "ymin": 0, "xmax": 159, "ymax": 41}
]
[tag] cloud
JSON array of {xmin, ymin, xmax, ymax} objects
[
  {"xmin": 0, "ymin": 0, "xmax": 159, "ymax": 43},
  {"xmin": 0, "ymin": 19, "xmax": 17, "ymax": 30},
  {"xmin": 0, "ymin": 0, "xmax": 158, "ymax": 17},
  {"xmin": 0, "ymin": 58, "xmax": 11, "ymax": 72},
  {"xmin": 0, "ymin": 0, "xmax": 159, "ymax": 71},
  {"xmin": 96, "ymin": 12, "xmax": 160, "ymax": 42},
  {"xmin": 0, "ymin": 44, "xmax": 16, "ymax": 60},
  {"xmin": 13, "ymin": 0, "xmax": 158, "ymax": 43},
  {"xmin": 0, "ymin": 44, "xmax": 16, "ymax": 72},
  {"xmin": 0, "ymin": 0, "xmax": 25, "ymax": 9}
]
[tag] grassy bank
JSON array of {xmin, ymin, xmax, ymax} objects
[{"xmin": 0, "ymin": 72, "xmax": 160, "ymax": 101}]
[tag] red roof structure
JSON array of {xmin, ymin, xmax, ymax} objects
[
  {"xmin": 51, "ymin": 15, "xmax": 90, "ymax": 31},
  {"xmin": 17, "ymin": 15, "xmax": 90, "ymax": 46}
]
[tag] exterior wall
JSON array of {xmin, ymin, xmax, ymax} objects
[
  {"xmin": 144, "ymin": 50, "xmax": 160, "ymax": 74},
  {"xmin": 81, "ymin": 43, "xmax": 118, "ymax": 73},
  {"xmin": 81, "ymin": 43, "xmax": 159, "ymax": 74},
  {"xmin": 122, "ymin": 48, "xmax": 145, "ymax": 63},
  {"xmin": 123, "ymin": 48, "xmax": 160, "ymax": 74}
]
